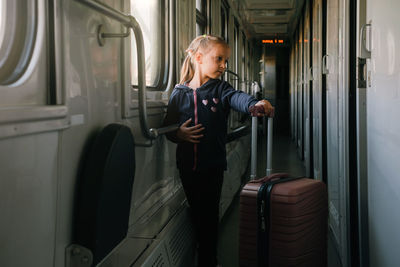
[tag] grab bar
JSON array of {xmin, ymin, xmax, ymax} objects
[
  {"xmin": 149, "ymin": 124, "xmax": 179, "ymax": 138},
  {"xmin": 76, "ymin": 0, "xmax": 161, "ymax": 139},
  {"xmin": 225, "ymin": 69, "xmax": 239, "ymax": 78},
  {"xmin": 226, "ymin": 125, "xmax": 249, "ymax": 143}
]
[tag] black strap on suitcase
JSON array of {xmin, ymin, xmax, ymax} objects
[{"xmin": 256, "ymin": 176, "xmax": 304, "ymax": 266}]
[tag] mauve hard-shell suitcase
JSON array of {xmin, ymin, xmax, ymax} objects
[{"xmin": 238, "ymin": 113, "xmax": 328, "ymax": 267}]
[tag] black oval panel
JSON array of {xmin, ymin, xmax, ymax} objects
[{"xmin": 75, "ymin": 123, "xmax": 135, "ymax": 265}]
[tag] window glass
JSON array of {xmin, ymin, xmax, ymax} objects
[
  {"xmin": 131, "ymin": 0, "xmax": 167, "ymax": 88},
  {"xmin": 196, "ymin": 0, "xmax": 205, "ymax": 14}
]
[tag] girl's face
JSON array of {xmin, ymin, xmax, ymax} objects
[{"xmin": 197, "ymin": 43, "xmax": 230, "ymax": 80}]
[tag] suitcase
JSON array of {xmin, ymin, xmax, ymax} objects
[{"xmin": 238, "ymin": 111, "xmax": 328, "ymax": 267}]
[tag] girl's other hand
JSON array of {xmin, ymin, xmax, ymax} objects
[
  {"xmin": 255, "ymin": 100, "xmax": 274, "ymax": 117},
  {"xmin": 177, "ymin": 118, "xmax": 205, "ymax": 143}
]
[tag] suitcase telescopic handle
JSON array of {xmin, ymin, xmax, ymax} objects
[
  {"xmin": 250, "ymin": 116, "xmax": 258, "ymax": 180},
  {"xmin": 266, "ymin": 116, "xmax": 273, "ymax": 176},
  {"xmin": 249, "ymin": 106, "xmax": 274, "ymax": 180}
]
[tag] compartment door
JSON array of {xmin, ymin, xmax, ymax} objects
[
  {"xmin": 297, "ymin": 20, "xmax": 304, "ymax": 160},
  {"xmin": 303, "ymin": 2, "xmax": 312, "ymax": 177},
  {"xmin": 312, "ymin": 0, "xmax": 323, "ymax": 181},
  {"xmin": 325, "ymin": 0, "xmax": 350, "ymax": 265}
]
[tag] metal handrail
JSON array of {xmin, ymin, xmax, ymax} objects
[
  {"xmin": 226, "ymin": 125, "xmax": 249, "ymax": 143},
  {"xmin": 226, "ymin": 69, "xmax": 240, "ymax": 81},
  {"xmin": 76, "ymin": 0, "xmax": 169, "ymax": 139},
  {"xmin": 150, "ymin": 124, "xmax": 179, "ymax": 137}
]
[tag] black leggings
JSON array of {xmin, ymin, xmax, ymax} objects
[{"xmin": 179, "ymin": 168, "xmax": 224, "ymax": 267}]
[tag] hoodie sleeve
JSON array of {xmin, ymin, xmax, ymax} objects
[
  {"xmin": 221, "ymin": 83, "xmax": 258, "ymax": 113},
  {"xmin": 163, "ymin": 89, "xmax": 181, "ymax": 143}
]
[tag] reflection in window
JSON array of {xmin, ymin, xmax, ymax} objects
[{"xmin": 131, "ymin": 0, "xmax": 168, "ymax": 88}]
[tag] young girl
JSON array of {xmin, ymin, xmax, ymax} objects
[{"xmin": 164, "ymin": 35, "xmax": 273, "ymax": 267}]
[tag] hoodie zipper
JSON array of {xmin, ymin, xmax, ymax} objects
[{"xmin": 193, "ymin": 89, "xmax": 198, "ymax": 171}]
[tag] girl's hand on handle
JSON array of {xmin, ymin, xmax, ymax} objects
[
  {"xmin": 177, "ymin": 118, "xmax": 205, "ymax": 143},
  {"xmin": 255, "ymin": 99, "xmax": 274, "ymax": 117}
]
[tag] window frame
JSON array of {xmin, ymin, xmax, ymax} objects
[
  {"xmin": 233, "ymin": 19, "xmax": 240, "ymax": 89},
  {"xmin": 130, "ymin": 0, "xmax": 170, "ymax": 91},
  {"xmin": 241, "ymin": 31, "xmax": 246, "ymax": 92},
  {"xmin": 221, "ymin": 1, "xmax": 229, "ymax": 81},
  {"xmin": 196, "ymin": 0, "xmax": 208, "ymax": 35},
  {"xmin": 0, "ymin": 0, "xmax": 68, "ymax": 140}
]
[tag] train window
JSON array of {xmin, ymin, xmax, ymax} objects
[
  {"xmin": 230, "ymin": 20, "xmax": 240, "ymax": 129},
  {"xmin": 196, "ymin": 0, "xmax": 208, "ymax": 35},
  {"xmin": 221, "ymin": 1, "xmax": 229, "ymax": 42},
  {"xmin": 0, "ymin": 1, "xmax": 37, "ymax": 85},
  {"xmin": 247, "ymin": 41, "xmax": 251, "ymax": 87},
  {"xmin": 196, "ymin": 0, "xmax": 206, "ymax": 14},
  {"xmin": 221, "ymin": 8, "xmax": 226, "ymax": 40},
  {"xmin": 221, "ymin": 2, "xmax": 229, "ymax": 81},
  {"xmin": 130, "ymin": 0, "xmax": 168, "ymax": 89},
  {"xmin": 233, "ymin": 20, "xmax": 239, "ymax": 88},
  {"xmin": 241, "ymin": 32, "xmax": 246, "ymax": 91},
  {"xmin": 0, "ymin": 1, "xmax": 68, "ymax": 138}
]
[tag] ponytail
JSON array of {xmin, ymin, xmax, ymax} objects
[
  {"xmin": 179, "ymin": 55, "xmax": 195, "ymax": 85},
  {"xmin": 179, "ymin": 34, "xmax": 228, "ymax": 85}
]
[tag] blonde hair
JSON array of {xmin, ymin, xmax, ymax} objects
[{"xmin": 179, "ymin": 34, "xmax": 228, "ymax": 84}]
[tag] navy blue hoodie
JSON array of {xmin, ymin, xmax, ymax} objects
[{"xmin": 164, "ymin": 79, "xmax": 258, "ymax": 171}]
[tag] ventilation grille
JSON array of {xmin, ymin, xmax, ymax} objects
[
  {"xmin": 141, "ymin": 208, "xmax": 195, "ymax": 267},
  {"xmin": 151, "ymin": 252, "xmax": 166, "ymax": 267},
  {"xmin": 167, "ymin": 219, "xmax": 194, "ymax": 265},
  {"xmin": 142, "ymin": 244, "xmax": 168, "ymax": 267}
]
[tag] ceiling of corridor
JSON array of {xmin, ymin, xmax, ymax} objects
[{"xmin": 233, "ymin": 0, "xmax": 305, "ymax": 40}]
